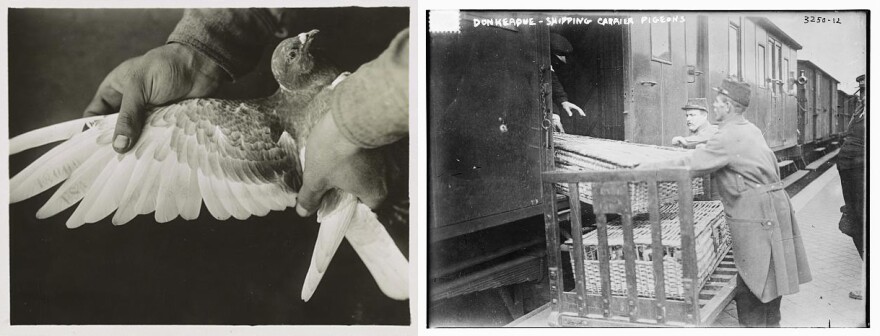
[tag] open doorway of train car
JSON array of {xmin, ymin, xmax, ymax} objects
[
  {"xmin": 550, "ymin": 18, "xmax": 626, "ymax": 140},
  {"xmin": 551, "ymin": 14, "xmax": 709, "ymax": 143}
]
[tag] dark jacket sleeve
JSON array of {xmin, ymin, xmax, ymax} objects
[
  {"xmin": 167, "ymin": 8, "xmax": 281, "ymax": 80},
  {"xmin": 551, "ymin": 70, "xmax": 568, "ymax": 104},
  {"xmin": 837, "ymin": 102, "xmax": 865, "ymax": 169},
  {"xmin": 330, "ymin": 29, "xmax": 409, "ymax": 149}
]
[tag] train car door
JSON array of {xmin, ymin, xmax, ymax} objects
[
  {"xmin": 429, "ymin": 12, "xmax": 550, "ymax": 235},
  {"xmin": 628, "ymin": 17, "xmax": 689, "ymax": 146},
  {"xmin": 685, "ymin": 15, "xmax": 708, "ymax": 99},
  {"xmin": 766, "ymin": 38, "xmax": 784, "ymax": 147}
]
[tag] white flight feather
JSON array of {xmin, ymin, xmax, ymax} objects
[
  {"xmin": 9, "ymin": 115, "xmax": 106, "ymax": 155},
  {"xmin": 67, "ymin": 151, "xmax": 121, "ymax": 228},
  {"xmin": 155, "ymin": 154, "xmax": 182, "ymax": 223},
  {"xmin": 35, "ymin": 148, "xmax": 115, "ymax": 219},
  {"xmin": 136, "ymin": 160, "xmax": 163, "ymax": 216},
  {"xmin": 10, "ymin": 128, "xmax": 100, "ymax": 202},
  {"xmin": 198, "ymin": 170, "xmax": 230, "ymax": 220},
  {"xmin": 114, "ymin": 144, "xmax": 161, "ymax": 224},
  {"xmin": 180, "ymin": 166, "xmax": 203, "ymax": 220},
  {"xmin": 83, "ymin": 153, "xmax": 135, "ymax": 224}
]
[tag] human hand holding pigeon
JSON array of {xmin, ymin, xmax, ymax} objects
[
  {"xmin": 83, "ymin": 43, "xmax": 228, "ymax": 153},
  {"xmin": 295, "ymin": 113, "xmax": 389, "ymax": 217}
]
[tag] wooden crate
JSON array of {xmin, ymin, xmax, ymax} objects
[
  {"xmin": 542, "ymin": 168, "xmax": 738, "ymax": 326},
  {"xmin": 565, "ymin": 201, "xmax": 731, "ymax": 301}
]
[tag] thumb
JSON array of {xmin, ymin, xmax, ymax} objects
[
  {"xmin": 296, "ymin": 174, "xmax": 330, "ymax": 217},
  {"xmin": 112, "ymin": 81, "xmax": 148, "ymax": 153}
]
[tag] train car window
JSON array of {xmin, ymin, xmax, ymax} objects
[
  {"xmin": 768, "ymin": 38, "xmax": 783, "ymax": 95},
  {"xmin": 773, "ymin": 42, "xmax": 782, "ymax": 79},
  {"xmin": 651, "ymin": 22, "xmax": 672, "ymax": 63},
  {"xmin": 785, "ymin": 58, "xmax": 791, "ymax": 94},
  {"xmin": 728, "ymin": 23, "xmax": 741, "ymax": 80},
  {"xmin": 757, "ymin": 44, "xmax": 766, "ymax": 88}
]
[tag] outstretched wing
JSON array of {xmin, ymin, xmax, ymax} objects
[{"xmin": 10, "ymin": 98, "xmax": 300, "ymax": 228}]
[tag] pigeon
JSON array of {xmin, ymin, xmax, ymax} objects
[{"xmin": 8, "ymin": 29, "xmax": 408, "ymax": 302}]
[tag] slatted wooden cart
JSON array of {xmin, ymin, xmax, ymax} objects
[{"xmin": 542, "ymin": 168, "xmax": 738, "ymax": 326}]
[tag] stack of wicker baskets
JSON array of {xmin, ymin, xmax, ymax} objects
[
  {"xmin": 554, "ymin": 133, "xmax": 704, "ymax": 213},
  {"xmin": 554, "ymin": 133, "xmax": 732, "ymax": 300},
  {"xmin": 565, "ymin": 201, "xmax": 732, "ymax": 300}
]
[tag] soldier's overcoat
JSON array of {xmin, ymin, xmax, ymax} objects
[{"xmin": 645, "ymin": 115, "xmax": 812, "ymax": 302}]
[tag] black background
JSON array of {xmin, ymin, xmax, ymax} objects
[{"xmin": 8, "ymin": 7, "xmax": 409, "ymax": 325}]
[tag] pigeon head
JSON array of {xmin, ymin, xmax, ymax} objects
[{"xmin": 271, "ymin": 29, "xmax": 323, "ymax": 91}]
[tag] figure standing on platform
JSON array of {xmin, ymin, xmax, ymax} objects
[
  {"xmin": 837, "ymin": 74, "xmax": 866, "ymax": 300},
  {"xmin": 671, "ymin": 98, "xmax": 718, "ymax": 149},
  {"xmin": 640, "ymin": 79, "xmax": 812, "ymax": 327}
]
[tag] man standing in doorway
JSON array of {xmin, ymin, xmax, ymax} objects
[{"xmin": 550, "ymin": 33, "xmax": 586, "ymax": 133}]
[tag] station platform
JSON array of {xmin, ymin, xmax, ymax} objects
[{"xmin": 508, "ymin": 166, "xmax": 867, "ymax": 327}]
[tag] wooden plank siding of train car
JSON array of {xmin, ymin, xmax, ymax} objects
[
  {"xmin": 747, "ymin": 17, "xmax": 802, "ymax": 150},
  {"xmin": 782, "ymin": 39, "xmax": 800, "ymax": 148},
  {"xmin": 626, "ymin": 15, "xmax": 690, "ymax": 145},
  {"xmin": 429, "ymin": 12, "xmax": 550, "ymax": 233},
  {"xmin": 797, "ymin": 60, "xmax": 840, "ymax": 144},
  {"xmin": 680, "ymin": 15, "xmax": 800, "ymax": 150},
  {"xmin": 800, "ymin": 64, "xmax": 816, "ymax": 143}
]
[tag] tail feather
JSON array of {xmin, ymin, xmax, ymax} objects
[
  {"xmin": 314, "ymin": 191, "xmax": 357, "ymax": 273},
  {"xmin": 346, "ymin": 204, "xmax": 408, "ymax": 300},
  {"xmin": 301, "ymin": 200, "xmax": 408, "ymax": 302}
]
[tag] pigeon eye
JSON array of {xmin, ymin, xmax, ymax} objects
[{"xmin": 288, "ymin": 50, "xmax": 298, "ymax": 58}]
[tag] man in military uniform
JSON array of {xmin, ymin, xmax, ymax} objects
[
  {"xmin": 671, "ymin": 98, "xmax": 719, "ymax": 149},
  {"xmin": 837, "ymin": 74, "xmax": 866, "ymax": 300},
  {"xmin": 641, "ymin": 79, "xmax": 811, "ymax": 327}
]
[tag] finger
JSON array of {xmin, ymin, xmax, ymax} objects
[
  {"xmin": 357, "ymin": 181, "xmax": 388, "ymax": 210},
  {"xmin": 83, "ymin": 79, "xmax": 124, "ymax": 117},
  {"xmin": 578, "ymin": 108, "xmax": 586, "ymax": 116},
  {"xmin": 112, "ymin": 79, "xmax": 148, "ymax": 153},
  {"xmin": 349, "ymin": 153, "xmax": 389, "ymax": 210},
  {"xmin": 296, "ymin": 175, "xmax": 330, "ymax": 217}
]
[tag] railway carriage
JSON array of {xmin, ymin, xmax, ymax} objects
[{"xmin": 429, "ymin": 11, "xmax": 842, "ymax": 325}]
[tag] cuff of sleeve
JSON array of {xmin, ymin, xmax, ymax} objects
[
  {"xmin": 331, "ymin": 29, "xmax": 409, "ymax": 149},
  {"xmin": 167, "ymin": 8, "xmax": 279, "ymax": 80}
]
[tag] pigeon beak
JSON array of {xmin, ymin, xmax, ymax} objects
[{"xmin": 301, "ymin": 29, "xmax": 319, "ymax": 50}]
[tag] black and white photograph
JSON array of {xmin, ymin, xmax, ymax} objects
[
  {"xmin": 428, "ymin": 10, "xmax": 868, "ymax": 327},
  {"xmin": 6, "ymin": 6, "xmax": 410, "ymax": 326}
]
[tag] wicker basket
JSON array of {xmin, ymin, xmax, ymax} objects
[
  {"xmin": 565, "ymin": 201, "xmax": 732, "ymax": 300},
  {"xmin": 554, "ymin": 133, "xmax": 704, "ymax": 213}
]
